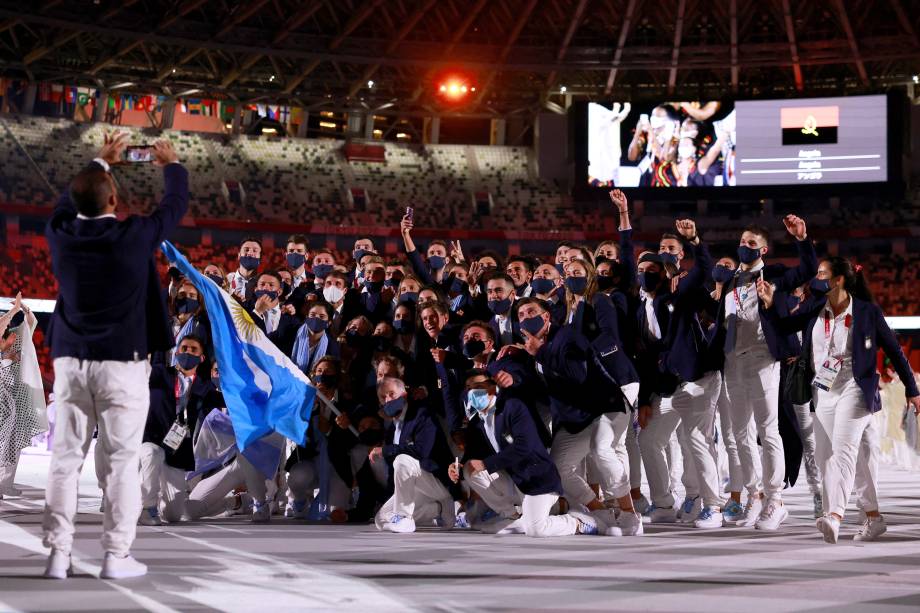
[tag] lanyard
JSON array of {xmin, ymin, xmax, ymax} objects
[
  {"xmin": 174, "ymin": 374, "xmax": 195, "ymax": 423},
  {"xmin": 823, "ymin": 311, "xmax": 851, "ymax": 365}
]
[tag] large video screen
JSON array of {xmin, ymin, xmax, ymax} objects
[{"xmin": 587, "ymin": 95, "xmax": 887, "ymax": 187}]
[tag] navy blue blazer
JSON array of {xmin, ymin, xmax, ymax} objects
[
  {"xmin": 489, "ymin": 315, "xmax": 523, "ymax": 350},
  {"xmin": 382, "ymin": 403, "xmax": 455, "ymax": 491},
  {"xmin": 341, "ymin": 287, "xmax": 391, "ymax": 325},
  {"xmin": 465, "ymin": 396, "xmax": 563, "ymax": 497},
  {"xmin": 765, "ymin": 296, "xmax": 919, "ymax": 412},
  {"xmin": 144, "ymin": 364, "xmax": 211, "ymax": 471},
  {"xmin": 534, "ymin": 324, "xmax": 602, "ymax": 435},
  {"xmin": 713, "ymin": 238, "xmax": 818, "ymax": 363},
  {"xmin": 590, "ymin": 292, "xmax": 639, "ymax": 387},
  {"xmin": 46, "ymin": 162, "xmax": 189, "ymax": 360}
]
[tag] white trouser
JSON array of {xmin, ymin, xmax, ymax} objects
[
  {"xmin": 666, "ymin": 428, "xmax": 684, "ymax": 494},
  {"xmin": 139, "ymin": 442, "xmax": 189, "ymax": 522},
  {"xmin": 465, "ymin": 468, "xmax": 578, "ymax": 537},
  {"xmin": 814, "ymin": 381, "xmax": 879, "ymax": 518},
  {"xmin": 725, "ymin": 349, "xmax": 784, "ymax": 499},
  {"xmin": 611, "ymin": 383, "xmax": 642, "ymax": 490},
  {"xmin": 374, "ymin": 454, "xmax": 451, "ymax": 528},
  {"xmin": 793, "ymin": 403, "xmax": 821, "ymax": 495},
  {"xmin": 186, "ymin": 454, "xmax": 267, "ymax": 519},
  {"xmin": 592, "ymin": 412, "xmax": 631, "ymax": 502},
  {"xmin": 717, "ymin": 377, "xmax": 743, "ymax": 494},
  {"xmin": 43, "ymin": 358, "xmax": 149, "ymax": 557},
  {"xmin": 553, "ymin": 417, "xmax": 628, "ymax": 506},
  {"xmin": 286, "ymin": 459, "xmax": 352, "ymax": 509},
  {"xmin": 641, "ymin": 372, "xmax": 722, "ymax": 508}
]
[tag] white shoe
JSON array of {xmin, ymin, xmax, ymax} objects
[
  {"xmin": 568, "ymin": 510, "xmax": 601, "ymax": 535},
  {"xmin": 100, "ymin": 553, "xmax": 147, "ymax": 579},
  {"xmin": 693, "ymin": 506, "xmax": 724, "ymax": 529},
  {"xmin": 285, "ymin": 499, "xmax": 310, "ymax": 519},
  {"xmin": 854, "ymin": 515, "xmax": 887, "ymax": 542},
  {"xmin": 43, "ymin": 549, "xmax": 73, "ymax": 580},
  {"xmin": 385, "ymin": 514, "xmax": 417, "ymax": 533},
  {"xmin": 735, "ymin": 497, "xmax": 763, "ymax": 527},
  {"xmin": 618, "ymin": 511, "xmax": 644, "ymax": 536},
  {"xmin": 755, "ymin": 500, "xmax": 788, "ymax": 531},
  {"xmin": 648, "ymin": 505, "xmax": 678, "ymax": 524},
  {"xmin": 816, "ymin": 515, "xmax": 840, "ymax": 544},
  {"xmin": 632, "ymin": 494, "xmax": 650, "ymax": 515},
  {"xmin": 677, "ymin": 496, "xmax": 701, "ymax": 523},
  {"xmin": 138, "ymin": 507, "xmax": 162, "ymax": 526},
  {"xmin": 251, "ymin": 501, "xmax": 271, "ymax": 523}
]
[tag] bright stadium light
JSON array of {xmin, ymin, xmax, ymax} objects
[
  {"xmin": 560, "ymin": 85, "xmax": 567, "ymax": 93},
  {"xmin": 367, "ymin": 80, "xmax": 375, "ymax": 88}
]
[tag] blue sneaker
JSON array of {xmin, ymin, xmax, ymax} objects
[
  {"xmin": 693, "ymin": 505, "xmax": 724, "ymax": 529},
  {"xmin": 723, "ymin": 499, "xmax": 744, "ymax": 523},
  {"xmin": 139, "ymin": 506, "xmax": 162, "ymax": 526},
  {"xmin": 453, "ymin": 512, "xmax": 471, "ymax": 530},
  {"xmin": 677, "ymin": 496, "xmax": 701, "ymax": 523},
  {"xmin": 386, "ymin": 514, "xmax": 416, "ymax": 533}
]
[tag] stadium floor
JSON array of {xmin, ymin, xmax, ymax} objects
[{"xmin": 1, "ymin": 448, "xmax": 920, "ymax": 612}]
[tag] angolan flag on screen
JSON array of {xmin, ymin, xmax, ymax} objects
[{"xmin": 781, "ymin": 105, "xmax": 839, "ymax": 145}]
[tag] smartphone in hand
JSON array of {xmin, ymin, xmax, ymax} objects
[
  {"xmin": 125, "ymin": 145, "xmax": 155, "ymax": 163},
  {"xmin": 406, "ymin": 206, "xmax": 414, "ymax": 220}
]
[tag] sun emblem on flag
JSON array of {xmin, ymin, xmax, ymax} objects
[{"xmin": 229, "ymin": 299, "xmax": 260, "ymax": 342}]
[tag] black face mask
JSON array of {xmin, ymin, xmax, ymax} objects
[
  {"xmin": 596, "ymin": 276, "xmax": 616, "ymax": 291},
  {"xmin": 373, "ymin": 335, "xmax": 392, "ymax": 352},
  {"xmin": 345, "ymin": 330, "xmax": 367, "ymax": 348},
  {"xmin": 462, "ymin": 339, "xmax": 486, "ymax": 359}
]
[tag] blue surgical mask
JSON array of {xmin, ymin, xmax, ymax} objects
[
  {"xmin": 253, "ymin": 289, "xmax": 279, "ymax": 302},
  {"xmin": 809, "ymin": 278, "xmax": 830, "ymax": 297},
  {"xmin": 393, "ymin": 319, "xmax": 414, "ymax": 334},
  {"xmin": 449, "ymin": 276, "xmax": 468, "ymax": 295},
  {"xmin": 364, "ymin": 279, "xmax": 384, "ymax": 293},
  {"xmin": 531, "ymin": 278, "xmax": 555, "ymax": 295},
  {"xmin": 384, "ymin": 277, "xmax": 402, "ymax": 289},
  {"xmin": 554, "ymin": 263, "xmax": 566, "ymax": 276},
  {"xmin": 175, "ymin": 297, "xmax": 199, "ymax": 314},
  {"xmin": 565, "ymin": 276, "xmax": 588, "ymax": 295},
  {"xmin": 176, "ymin": 352, "xmax": 201, "ymax": 371},
  {"xmin": 353, "ymin": 249, "xmax": 370, "ymax": 264},
  {"xmin": 285, "ymin": 253, "xmax": 306, "ymax": 269},
  {"xmin": 488, "ymin": 297, "xmax": 512, "ymax": 316},
  {"xmin": 399, "ymin": 292, "xmax": 419, "ymax": 305},
  {"xmin": 312, "ymin": 264, "xmax": 333, "ymax": 279},
  {"xmin": 737, "ymin": 245, "xmax": 761, "ymax": 265},
  {"xmin": 314, "ymin": 373, "xmax": 339, "ymax": 387},
  {"xmin": 465, "ymin": 388, "xmax": 493, "ymax": 415},
  {"xmin": 239, "ymin": 256, "xmax": 260, "ymax": 271},
  {"xmin": 206, "ymin": 273, "xmax": 224, "ymax": 286},
  {"xmin": 306, "ymin": 317, "xmax": 329, "ymax": 333},
  {"xmin": 382, "ymin": 396, "xmax": 407, "ymax": 418},
  {"xmin": 428, "ymin": 255, "xmax": 446, "ymax": 270},
  {"xmin": 659, "ymin": 252, "xmax": 679, "ymax": 268},
  {"xmin": 520, "ymin": 314, "xmax": 546, "ymax": 337},
  {"xmin": 712, "ymin": 265, "xmax": 735, "ymax": 284}
]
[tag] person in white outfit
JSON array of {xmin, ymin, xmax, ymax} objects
[
  {"xmin": 42, "ymin": 134, "xmax": 187, "ymax": 580},
  {"xmin": 757, "ymin": 257, "xmax": 919, "ymax": 543}
]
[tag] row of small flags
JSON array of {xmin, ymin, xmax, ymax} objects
[{"xmin": 2, "ymin": 79, "xmax": 297, "ymax": 122}]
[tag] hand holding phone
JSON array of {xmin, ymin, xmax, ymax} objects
[{"xmin": 125, "ymin": 145, "xmax": 155, "ymax": 163}]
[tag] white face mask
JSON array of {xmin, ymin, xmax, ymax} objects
[
  {"xmin": 323, "ymin": 286, "xmax": 345, "ymax": 304},
  {"xmin": 678, "ymin": 145, "xmax": 695, "ymax": 160}
]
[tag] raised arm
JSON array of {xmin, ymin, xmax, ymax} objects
[
  {"xmin": 774, "ymin": 215, "xmax": 817, "ymax": 292},
  {"xmin": 609, "ymin": 189, "xmax": 637, "ymax": 288},
  {"xmin": 145, "ymin": 139, "xmax": 189, "ymax": 246},
  {"xmin": 674, "ymin": 219, "xmax": 711, "ymax": 295}
]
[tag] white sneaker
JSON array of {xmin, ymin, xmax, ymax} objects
[
  {"xmin": 284, "ymin": 499, "xmax": 309, "ymax": 519},
  {"xmin": 755, "ymin": 500, "xmax": 788, "ymax": 531},
  {"xmin": 676, "ymin": 496, "xmax": 701, "ymax": 523},
  {"xmin": 632, "ymin": 494, "xmax": 650, "ymax": 515},
  {"xmin": 43, "ymin": 549, "xmax": 73, "ymax": 580},
  {"xmin": 568, "ymin": 510, "xmax": 601, "ymax": 535},
  {"xmin": 735, "ymin": 497, "xmax": 763, "ymax": 527},
  {"xmin": 138, "ymin": 507, "xmax": 162, "ymax": 526},
  {"xmin": 854, "ymin": 515, "xmax": 887, "ymax": 542},
  {"xmin": 816, "ymin": 515, "xmax": 840, "ymax": 544},
  {"xmin": 648, "ymin": 505, "xmax": 679, "ymax": 524},
  {"xmin": 385, "ymin": 514, "xmax": 417, "ymax": 533},
  {"xmin": 693, "ymin": 506, "xmax": 724, "ymax": 529},
  {"xmin": 251, "ymin": 501, "xmax": 271, "ymax": 523},
  {"xmin": 100, "ymin": 553, "xmax": 147, "ymax": 579},
  {"xmin": 618, "ymin": 511, "xmax": 644, "ymax": 536}
]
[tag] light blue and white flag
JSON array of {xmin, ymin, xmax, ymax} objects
[{"xmin": 160, "ymin": 241, "xmax": 315, "ymax": 451}]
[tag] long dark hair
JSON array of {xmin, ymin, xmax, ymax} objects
[{"xmin": 824, "ymin": 256, "xmax": 874, "ymax": 303}]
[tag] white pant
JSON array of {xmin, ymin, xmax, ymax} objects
[
  {"xmin": 374, "ymin": 454, "xmax": 451, "ymax": 528},
  {"xmin": 814, "ymin": 381, "xmax": 879, "ymax": 518},
  {"xmin": 553, "ymin": 417, "xmax": 628, "ymax": 506},
  {"xmin": 717, "ymin": 377, "xmax": 743, "ymax": 494},
  {"xmin": 793, "ymin": 403, "xmax": 821, "ymax": 495},
  {"xmin": 725, "ymin": 349, "xmax": 784, "ymax": 499},
  {"xmin": 286, "ymin": 459, "xmax": 352, "ymax": 509},
  {"xmin": 186, "ymin": 454, "xmax": 267, "ymax": 519},
  {"xmin": 641, "ymin": 371, "xmax": 722, "ymax": 508},
  {"xmin": 139, "ymin": 443, "xmax": 190, "ymax": 522},
  {"xmin": 592, "ymin": 412, "xmax": 631, "ymax": 502},
  {"xmin": 43, "ymin": 358, "xmax": 150, "ymax": 557},
  {"xmin": 465, "ymin": 468, "xmax": 579, "ymax": 537},
  {"xmin": 612, "ymin": 383, "xmax": 643, "ymax": 491}
]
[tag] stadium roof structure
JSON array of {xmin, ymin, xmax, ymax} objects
[{"xmin": 1, "ymin": 0, "xmax": 919, "ymax": 117}]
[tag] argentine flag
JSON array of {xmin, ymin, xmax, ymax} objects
[{"xmin": 160, "ymin": 241, "xmax": 315, "ymax": 450}]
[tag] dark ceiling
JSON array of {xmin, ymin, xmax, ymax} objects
[{"xmin": 1, "ymin": 0, "xmax": 919, "ymax": 117}]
